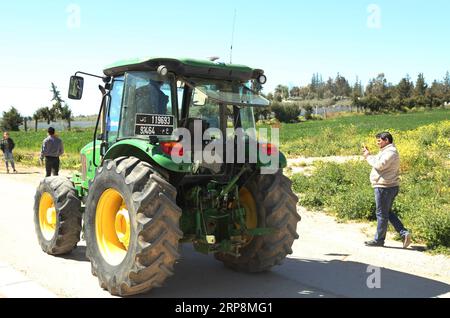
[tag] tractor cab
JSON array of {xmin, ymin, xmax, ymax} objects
[{"xmin": 69, "ymin": 58, "xmax": 274, "ymax": 181}]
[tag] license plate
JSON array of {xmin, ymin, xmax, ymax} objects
[{"xmin": 135, "ymin": 114, "xmax": 174, "ymax": 136}]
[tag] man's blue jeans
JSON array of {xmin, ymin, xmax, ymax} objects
[{"xmin": 374, "ymin": 187, "xmax": 409, "ymax": 243}]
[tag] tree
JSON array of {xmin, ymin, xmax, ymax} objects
[
  {"xmin": 366, "ymin": 73, "xmax": 390, "ymax": 102},
  {"xmin": 51, "ymin": 82, "xmax": 64, "ymax": 114},
  {"xmin": 310, "ymin": 73, "xmax": 324, "ymax": 98},
  {"xmin": 310, "ymin": 73, "xmax": 319, "ymax": 93},
  {"xmin": 289, "ymin": 86, "xmax": 300, "ymax": 98},
  {"xmin": 41, "ymin": 107, "xmax": 55, "ymax": 125},
  {"xmin": 1, "ymin": 107, "xmax": 23, "ymax": 131},
  {"xmin": 428, "ymin": 80, "xmax": 444, "ymax": 107},
  {"xmin": 443, "ymin": 71, "xmax": 450, "ymax": 101},
  {"xmin": 50, "ymin": 82, "xmax": 73, "ymax": 130},
  {"xmin": 32, "ymin": 110, "xmax": 41, "ymax": 132},
  {"xmin": 325, "ymin": 77, "xmax": 336, "ymax": 97},
  {"xmin": 61, "ymin": 105, "xmax": 73, "ymax": 131},
  {"xmin": 33, "ymin": 107, "xmax": 53, "ymax": 131},
  {"xmin": 414, "ymin": 73, "xmax": 428, "ymax": 97},
  {"xmin": 50, "ymin": 82, "xmax": 64, "ymax": 127},
  {"xmin": 274, "ymin": 85, "xmax": 289, "ymax": 101},
  {"xmin": 298, "ymin": 86, "xmax": 310, "ymax": 100},
  {"xmin": 396, "ymin": 75, "xmax": 414, "ymax": 100},
  {"xmin": 351, "ymin": 77, "xmax": 364, "ymax": 111},
  {"xmin": 23, "ymin": 116, "xmax": 32, "ymax": 132},
  {"xmin": 335, "ymin": 73, "xmax": 351, "ymax": 97}
]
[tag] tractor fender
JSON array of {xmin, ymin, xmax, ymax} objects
[{"xmin": 104, "ymin": 139, "xmax": 191, "ymax": 174}]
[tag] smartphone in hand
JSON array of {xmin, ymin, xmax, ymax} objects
[{"xmin": 362, "ymin": 143, "xmax": 369, "ymax": 155}]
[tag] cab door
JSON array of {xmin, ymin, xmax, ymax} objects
[{"xmin": 106, "ymin": 76, "xmax": 124, "ymax": 146}]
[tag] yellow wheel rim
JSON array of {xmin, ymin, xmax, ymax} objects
[
  {"xmin": 238, "ymin": 187, "xmax": 258, "ymax": 245},
  {"xmin": 96, "ymin": 189, "xmax": 131, "ymax": 266},
  {"xmin": 39, "ymin": 192, "xmax": 57, "ymax": 241}
]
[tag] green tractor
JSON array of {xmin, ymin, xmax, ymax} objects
[{"xmin": 33, "ymin": 57, "xmax": 300, "ymax": 296}]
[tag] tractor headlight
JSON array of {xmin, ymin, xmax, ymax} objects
[
  {"xmin": 157, "ymin": 65, "xmax": 168, "ymax": 76},
  {"xmin": 257, "ymin": 75, "xmax": 267, "ymax": 85}
]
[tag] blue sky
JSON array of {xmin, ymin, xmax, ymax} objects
[{"xmin": 0, "ymin": 0, "xmax": 449, "ymax": 116}]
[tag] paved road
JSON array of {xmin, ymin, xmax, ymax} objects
[{"xmin": 0, "ymin": 166, "xmax": 449, "ymax": 298}]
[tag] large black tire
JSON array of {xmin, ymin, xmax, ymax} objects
[
  {"xmin": 34, "ymin": 176, "xmax": 82, "ymax": 255},
  {"xmin": 215, "ymin": 171, "xmax": 300, "ymax": 272},
  {"xmin": 84, "ymin": 157, "xmax": 182, "ymax": 296}
]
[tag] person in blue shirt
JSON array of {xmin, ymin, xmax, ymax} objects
[{"xmin": 40, "ymin": 127, "xmax": 64, "ymax": 177}]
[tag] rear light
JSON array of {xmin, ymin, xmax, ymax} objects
[
  {"xmin": 160, "ymin": 142, "xmax": 184, "ymax": 157},
  {"xmin": 260, "ymin": 143, "xmax": 277, "ymax": 156}
]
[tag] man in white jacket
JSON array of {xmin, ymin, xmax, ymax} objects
[{"xmin": 363, "ymin": 132, "xmax": 411, "ymax": 248}]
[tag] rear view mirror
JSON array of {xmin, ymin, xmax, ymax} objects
[
  {"xmin": 192, "ymin": 88, "xmax": 207, "ymax": 106},
  {"xmin": 68, "ymin": 76, "xmax": 84, "ymax": 100}
]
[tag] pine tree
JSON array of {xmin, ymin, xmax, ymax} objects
[
  {"xmin": 397, "ymin": 75, "xmax": 414, "ymax": 100},
  {"xmin": 1, "ymin": 107, "xmax": 23, "ymax": 131},
  {"xmin": 414, "ymin": 73, "xmax": 428, "ymax": 97},
  {"xmin": 444, "ymin": 71, "xmax": 450, "ymax": 100}
]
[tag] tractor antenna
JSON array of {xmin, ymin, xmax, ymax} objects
[{"xmin": 229, "ymin": 9, "xmax": 237, "ymax": 64}]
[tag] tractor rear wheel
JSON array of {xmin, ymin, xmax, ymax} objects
[
  {"xmin": 34, "ymin": 176, "xmax": 82, "ymax": 255},
  {"xmin": 84, "ymin": 157, "xmax": 182, "ymax": 296},
  {"xmin": 215, "ymin": 170, "xmax": 300, "ymax": 272}
]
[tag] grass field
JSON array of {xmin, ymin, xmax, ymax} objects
[
  {"xmin": 275, "ymin": 108, "xmax": 450, "ymax": 157},
  {"xmin": 9, "ymin": 128, "xmax": 93, "ymax": 169},
  {"xmin": 9, "ymin": 128, "xmax": 93, "ymax": 154},
  {"xmin": 6, "ymin": 108, "xmax": 450, "ymax": 167}
]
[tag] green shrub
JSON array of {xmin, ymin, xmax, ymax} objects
[
  {"xmin": 271, "ymin": 102, "xmax": 301, "ymax": 123},
  {"xmin": 330, "ymin": 188, "xmax": 376, "ymax": 221},
  {"xmin": 310, "ymin": 114, "xmax": 324, "ymax": 121}
]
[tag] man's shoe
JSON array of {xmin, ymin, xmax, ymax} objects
[
  {"xmin": 365, "ymin": 240, "xmax": 384, "ymax": 247},
  {"xmin": 403, "ymin": 233, "xmax": 412, "ymax": 249}
]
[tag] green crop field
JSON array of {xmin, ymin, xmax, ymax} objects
[
  {"xmin": 8, "ymin": 128, "xmax": 93, "ymax": 169},
  {"xmin": 273, "ymin": 108, "xmax": 450, "ymax": 157},
  {"xmin": 6, "ymin": 108, "xmax": 450, "ymax": 167},
  {"xmin": 9, "ymin": 128, "xmax": 93, "ymax": 154}
]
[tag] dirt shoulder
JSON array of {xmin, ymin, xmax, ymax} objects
[{"xmin": 287, "ymin": 156, "xmax": 362, "ymax": 175}]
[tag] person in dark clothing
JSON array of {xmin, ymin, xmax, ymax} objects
[
  {"xmin": 135, "ymin": 81, "xmax": 169, "ymax": 114},
  {"xmin": 40, "ymin": 127, "xmax": 64, "ymax": 177},
  {"xmin": 1, "ymin": 132, "xmax": 17, "ymax": 173}
]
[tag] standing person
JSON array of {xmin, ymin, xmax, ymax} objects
[
  {"xmin": 1, "ymin": 132, "xmax": 18, "ymax": 174},
  {"xmin": 363, "ymin": 132, "xmax": 411, "ymax": 248},
  {"xmin": 40, "ymin": 127, "xmax": 64, "ymax": 177}
]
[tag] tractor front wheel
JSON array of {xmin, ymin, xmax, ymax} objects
[
  {"xmin": 215, "ymin": 171, "xmax": 300, "ymax": 272},
  {"xmin": 34, "ymin": 177, "xmax": 82, "ymax": 255},
  {"xmin": 84, "ymin": 157, "xmax": 182, "ymax": 296}
]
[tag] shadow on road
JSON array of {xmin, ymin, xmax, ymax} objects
[
  {"xmin": 126, "ymin": 246, "xmax": 450, "ymax": 298},
  {"xmin": 59, "ymin": 246, "xmax": 89, "ymax": 262},
  {"xmin": 383, "ymin": 245, "xmax": 428, "ymax": 252}
]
